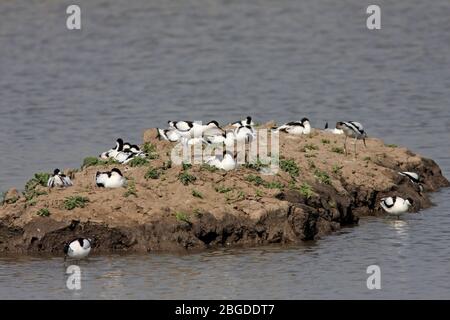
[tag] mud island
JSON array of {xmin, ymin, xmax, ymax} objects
[{"xmin": 0, "ymin": 122, "xmax": 448, "ymax": 254}]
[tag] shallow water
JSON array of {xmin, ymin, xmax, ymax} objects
[{"xmin": 0, "ymin": 0, "xmax": 450, "ymax": 299}]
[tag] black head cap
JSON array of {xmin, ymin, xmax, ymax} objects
[
  {"xmin": 208, "ymin": 120, "xmax": 219, "ymax": 127},
  {"xmin": 301, "ymin": 117, "xmax": 309, "ymax": 123},
  {"xmin": 407, "ymin": 197, "xmax": 414, "ymax": 205},
  {"xmin": 53, "ymin": 169, "xmax": 61, "ymax": 175},
  {"xmin": 111, "ymin": 168, "xmax": 122, "ymax": 176}
]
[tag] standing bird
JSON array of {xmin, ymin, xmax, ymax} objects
[
  {"xmin": 335, "ymin": 121, "xmax": 367, "ymax": 157},
  {"xmin": 47, "ymin": 169, "xmax": 73, "ymax": 188},
  {"xmin": 399, "ymin": 172, "xmax": 424, "ymax": 194},
  {"xmin": 234, "ymin": 124, "xmax": 255, "ymax": 143},
  {"xmin": 231, "ymin": 116, "xmax": 254, "ymax": 128},
  {"xmin": 380, "ymin": 196, "xmax": 413, "ymax": 218},
  {"xmin": 96, "ymin": 168, "xmax": 127, "ymax": 188},
  {"xmin": 64, "ymin": 238, "xmax": 92, "ymax": 260},
  {"xmin": 273, "ymin": 118, "xmax": 311, "ymax": 135}
]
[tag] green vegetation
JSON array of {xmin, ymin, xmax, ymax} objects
[
  {"xmin": 192, "ymin": 190, "xmax": 203, "ymax": 199},
  {"xmin": 246, "ymin": 174, "xmax": 284, "ymax": 189},
  {"xmin": 331, "ymin": 147, "xmax": 344, "ymax": 154},
  {"xmin": 386, "ymin": 144, "xmax": 398, "ymax": 148},
  {"xmin": 144, "ymin": 167, "xmax": 160, "ymax": 179},
  {"xmin": 23, "ymin": 173, "xmax": 50, "ymax": 201},
  {"xmin": 363, "ymin": 156, "xmax": 371, "ymax": 162},
  {"xmin": 314, "ymin": 169, "xmax": 331, "ymax": 185},
  {"xmin": 175, "ymin": 212, "xmax": 191, "ymax": 224},
  {"xmin": 245, "ymin": 174, "xmax": 265, "ymax": 186},
  {"xmin": 128, "ymin": 157, "xmax": 149, "ymax": 167},
  {"xmin": 36, "ymin": 208, "xmax": 50, "ymax": 217},
  {"xmin": 82, "ymin": 157, "xmax": 116, "ymax": 168},
  {"xmin": 201, "ymin": 164, "xmax": 218, "ymax": 172},
  {"xmin": 302, "ymin": 143, "xmax": 319, "ymax": 152},
  {"xmin": 280, "ymin": 159, "xmax": 300, "ymax": 178},
  {"xmin": 178, "ymin": 172, "xmax": 196, "ymax": 185},
  {"xmin": 299, "ymin": 183, "xmax": 314, "ymax": 199},
  {"xmin": 161, "ymin": 160, "xmax": 172, "ymax": 170},
  {"xmin": 143, "ymin": 143, "xmax": 158, "ymax": 159},
  {"xmin": 321, "ymin": 139, "xmax": 331, "ymax": 144},
  {"xmin": 182, "ymin": 162, "xmax": 192, "ymax": 171},
  {"xmin": 64, "ymin": 196, "xmax": 89, "ymax": 210},
  {"xmin": 124, "ymin": 182, "xmax": 138, "ymax": 198},
  {"xmin": 332, "ymin": 164, "xmax": 343, "ymax": 175},
  {"xmin": 215, "ymin": 185, "xmax": 232, "ymax": 193},
  {"xmin": 243, "ymin": 159, "xmax": 269, "ymax": 171},
  {"xmin": 255, "ymin": 189, "xmax": 264, "ymax": 197}
]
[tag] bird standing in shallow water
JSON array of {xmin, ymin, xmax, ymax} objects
[
  {"xmin": 47, "ymin": 169, "xmax": 73, "ymax": 188},
  {"xmin": 380, "ymin": 196, "xmax": 413, "ymax": 219},
  {"xmin": 64, "ymin": 238, "xmax": 92, "ymax": 260},
  {"xmin": 335, "ymin": 121, "xmax": 367, "ymax": 157}
]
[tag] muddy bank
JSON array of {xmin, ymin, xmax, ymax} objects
[{"xmin": 0, "ymin": 123, "xmax": 448, "ymax": 254}]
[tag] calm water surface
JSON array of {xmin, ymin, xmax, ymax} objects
[{"xmin": 0, "ymin": 0, "xmax": 449, "ymax": 299}]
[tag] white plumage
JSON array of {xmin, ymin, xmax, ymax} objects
[
  {"xmin": 274, "ymin": 118, "xmax": 311, "ymax": 135},
  {"xmin": 380, "ymin": 196, "xmax": 413, "ymax": 216},
  {"xmin": 47, "ymin": 169, "xmax": 73, "ymax": 188},
  {"xmin": 96, "ymin": 168, "xmax": 127, "ymax": 188},
  {"xmin": 64, "ymin": 238, "xmax": 92, "ymax": 259},
  {"xmin": 205, "ymin": 151, "xmax": 236, "ymax": 171},
  {"xmin": 234, "ymin": 125, "xmax": 255, "ymax": 143},
  {"xmin": 336, "ymin": 121, "xmax": 367, "ymax": 156}
]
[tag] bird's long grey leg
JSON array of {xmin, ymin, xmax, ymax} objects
[
  {"xmin": 354, "ymin": 137, "xmax": 358, "ymax": 158},
  {"xmin": 344, "ymin": 136, "xmax": 348, "ymax": 156}
]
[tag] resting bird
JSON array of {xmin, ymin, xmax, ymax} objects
[
  {"xmin": 47, "ymin": 169, "xmax": 73, "ymax": 188},
  {"xmin": 335, "ymin": 121, "xmax": 367, "ymax": 157},
  {"xmin": 96, "ymin": 168, "xmax": 127, "ymax": 188},
  {"xmin": 273, "ymin": 118, "xmax": 311, "ymax": 135}
]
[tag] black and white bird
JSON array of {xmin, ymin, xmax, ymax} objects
[
  {"xmin": 47, "ymin": 169, "xmax": 73, "ymax": 188},
  {"xmin": 399, "ymin": 171, "xmax": 424, "ymax": 194},
  {"xmin": 100, "ymin": 138, "xmax": 134, "ymax": 163},
  {"xmin": 96, "ymin": 168, "xmax": 127, "ymax": 188},
  {"xmin": 205, "ymin": 151, "xmax": 236, "ymax": 171},
  {"xmin": 64, "ymin": 238, "xmax": 92, "ymax": 260},
  {"xmin": 324, "ymin": 122, "xmax": 344, "ymax": 135},
  {"xmin": 234, "ymin": 124, "xmax": 256, "ymax": 143},
  {"xmin": 231, "ymin": 116, "xmax": 254, "ymax": 128},
  {"xmin": 273, "ymin": 118, "xmax": 311, "ymax": 135},
  {"xmin": 380, "ymin": 196, "xmax": 413, "ymax": 218},
  {"xmin": 205, "ymin": 130, "xmax": 236, "ymax": 147},
  {"xmin": 335, "ymin": 121, "xmax": 367, "ymax": 157},
  {"xmin": 168, "ymin": 120, "xmax": 222, "ymax": 137},
  {"xmin": 157, "ymin": 128, "xmax": 181, "ymax": 142}
]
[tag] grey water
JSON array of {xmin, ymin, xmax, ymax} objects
[{"xmin": 0, "ymin": 0, "xmax": 449, "ymax": 299}]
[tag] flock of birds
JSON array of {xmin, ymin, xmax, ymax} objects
[{"xmin": 42, "ymin": 116, "xmax": 422, "ymax": 260}]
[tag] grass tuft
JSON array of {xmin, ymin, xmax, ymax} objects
[
  {"xmin": 144, "ymin": 167, "xmax": 160, "ymax": 180},
  {"xmin": 64, "ymin": 196, "xmax": 89, "ymax": 210},
  {"xmin": 314, "ymin": 169, "xmax": 331, "ymax": 185},
  {"xmin": 192, "ymin": 190, "xmax": 203, "ymax": 199},
  {"xmin": 280, "ymin": 159, "xmax": 300, "ymax": 178},
  {"xmin": 36, "ymin": 208, "xmax": 50, "ymax": 217}
]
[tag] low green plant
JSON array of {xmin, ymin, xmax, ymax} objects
[
  {"xmin": 299, "ymin": 183, "xmax": 314, "ymax": 199},
  {"xmin": 161, "ymin": 160, "xmax": 172, "ymax": 170},
  {"xmin": 280, "ymin": 159, "xmax": 300, "ymax": 178},
  {"xmin": 64, "ymin": 196, "xmax": 89, "ymax": 210},
  {"xmin": 331, "ymin": 147, "xmax": 344, "ymax": 154},
  {"xmin": 243, "ymin": 159, "xmax": 269, "ymax": 171},
  {"xmin": 82, "ymin": 157, "xmax": 116, "ymax": 168},
  {"xmin": 363, "ymin": 156, "xmax": 371, "ymax": 161},
  {"xmin": 245, "ymin": 174, "xmax": 265, "ymax": 186},
  {"xmin": 332, "ymin": 164, "xmax": 343, "ymax": 175},
  {"xmin": 302, "ymin": 143, "xmax": 319, "ymax": 152},
  {"xmin": 255, "ymin": 189, "xmax": 264, "ymax": 197},
  {"xmin": 178, "ymin": 172, "xmax": 196, "ymax": 185},
  {"xmin": 175, "ymin": 212, "xmax": 191, "ymax": 224},
  {"xmin": 314, "ymin": 169, "xmax": 331, "ymax": 185},
  {"xmin": 182, "ymin": 162, "xmax": 192, "ymax": 171},
  {"xmin": 36, "ymin": 208, "xmax": 50, "ymax": 217},
  {"xmin": 386, "ymin": 144, "xmax": 398, "ymax": 148},
  {"xmin": 264, "ymin": 181, "xmax": 284, "ymax": 189},
  {"xmin": 143, "ymin": 143, "xmax": 158, "ymax": 159},
  {"xmin": 124, "ymin": 182, "xmax": 138, "ymax": 198},
  {"xmin": 321, "ymin": 139, "xmax": 330, "ymax": 144},
  {"xmin": 192, "ymin": 190, "xmax": 203, "ymax": 199},
  {"xmin": 215, "ymin": 185, "xmax": 232, "ymax": 193},
  {"xmin": 201, "ymin": 164, "xmax": 218, "ymax": 172},
  {"xmin": 145, "ymin": 167, "xmax": 160, "ymax": 179},
  {"xmin": 128, "ymin": 157, "xmax": 149, "ymax": 167}
]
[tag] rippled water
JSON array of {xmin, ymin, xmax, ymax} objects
[{"xmin": 0, "ymin": 0, "xmax": 449, "ymax": 299}]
